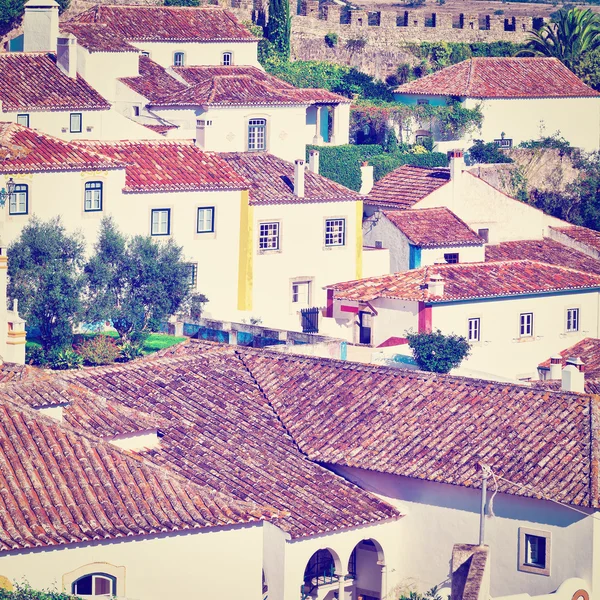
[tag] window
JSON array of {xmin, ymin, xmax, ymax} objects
[
  {"xmin": 292, "ymin": 281, "xmax": 311, "ymax": 306},
  {"xmin": 520, "ymin": 312, "xmax": 533, "ymax": 337},
  {"xmin": 519, "ymin": 528, "xmax": 550, "ymax": 576},
  {"xmin": 248, "ymin": 118, "xmax": 267, "ymax": 151},
  {"xmin": 417, "ymin": 98, "xmax": 430, "ymax": 105},
  {"xmin": 141, "ymin": 51, "xmax": 150, "ymax": 58},
  {"xmin": 478, "ymin": 228, "xmax": 489, "ymax": 243},
  {"xmin": 151, "ymin": 209, "xmax": 171, "ymax": 236},
  {"xmin": 468, "ymin": 317, "xmax": 480, "ymax": 342},
  {"xmin": 16, "ymin": 114, "xmax": 29, "ymax": 127},
  {"xmin": 9, "ymin": 184, "xmax": 28, "ymax": 215},
  {"xmin": 84, "ymin": 182, "xmax": 103, "ymax": 212},
  {"xmin": 186, "ymin": 263, "xmax": 198, "ymax": 288},
  {"xmin": 222, "ymin": 51, "xmax": 232, "ymax": 65},
  {"xmin": 325, "ymin": 218, "xmax": 346, "ymax": 247},
  {"xmin": 133, "ymin": 106, "xmax": 140, "ymax": 117},
  {"xmin": 173, "ymin": 52, "xmax": 185, "ymax": 66},
  {"xmin": 566, "ymin": 308, "xmax": 579, "ymax": 332},
  {"xmin": 70, "ymin": 112, "xmax": 82, "ymax": 133},
  {"xmin": 197, "ymin": 207, "xmax": 215, "ymax": 233},
  {"xmin": 494, "ymin": 138, "xmax": 513, "ymax": 149},
  {"xmin": 72, "ymin": 573, "xmax": 117, "ymax": 596},
  {"xmin": 259, "ymin": 222, "xmax": 279, "ymax": 251},
  {"xmin": 444, "ymin": 252, "xmax": 459, "ymax": 264}
]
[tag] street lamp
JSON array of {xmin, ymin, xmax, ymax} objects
[{"xmin": 0, "ymin": 178, "xmax": 15, "ymax": 207}]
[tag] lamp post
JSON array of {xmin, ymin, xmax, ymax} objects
[{"xmin": 0, "ymin": 178, "xmax": 15, "ymax": 207}]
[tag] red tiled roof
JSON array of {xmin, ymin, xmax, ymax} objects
[
  {"xmin": 550, "ymin": 225, "xmax": 600, "ymax": 254},
  {"xmin": 241, "ymin": 351, "xmax": 600, "ymax": 508},
  {"xmin": 0, "ymin": 397, "xmax": 281, "ymax": 550},
  {"xmin": 366, "ymin": 165, "xmax": 450, "ymax": 209},
  {"xmin": 60, "ymin": 22, "xmax": 137, "ymax": 53},
  {"xmin": 486, "ymin": 239, "xmax": 600, "ymax": 275},
  {"xmin": 219, "ymin": 152, "xmax": 360, "ymax": 205},
  {"xmin": 383, "ymin": 207, "xmax": 483, "ymax": 248},
  {"xmin": 120, "ymin": 57, "xmax": 188, "ymax": 104},
  {"xmin": 328, "ymin": 260, "xmax": 600, "ymax": 302},
  {"xmin": 395, "ymin": 58, "xmax": 600, "ymax": 99},
  {"xmin": 0, "ymin": 363, "xmax": 31, "ymax": 384},
  {"xmin": 539, "ymin": 338, "xmax": 600, "ymax": 380},
  {"xmin": 80, "ymin": 140, "xmax": 248, "ymax": 192},
  {"xmin": 141, "ymin": 123, "xmax": 178, "ymax": 135},
  {"xmin": 68, "ymin": 5, "xmax": 257, "ymax": 42},
  {"xmin": 0, "ymin": 53, "xmax": 110, "ymax": 112},
  {"xmin": 0, "ymin": 123, "xmax": 123, "ymax": 174}
]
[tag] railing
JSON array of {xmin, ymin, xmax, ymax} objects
[{"xmin": 301, "ymin": 564, "xmax": 338, "ymax": 599}]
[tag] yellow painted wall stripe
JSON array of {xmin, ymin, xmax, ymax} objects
[
  {"xmin": 237, "ymin": 189, "xmax": 254, "ymax": 311},
  {"xmin": 355, "ymin": 199, "xmax": 363, "ymax": 280}
]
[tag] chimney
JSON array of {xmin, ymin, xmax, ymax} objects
[
  {"xmin": 57, "ymin": 33, "xmax": 77, "ymax": 78},
  {"xmin": 308, "ymin": 149, "xmax": 320, "ymax": 174},
  {"xmin": 428, "ymin": 273, "xmax": 445, "ymax": 297},
  {"xmin": 561, "ymin": 357, "xmax": 585, "ymax": 393},
  {"xmin": 549, "ymin": 355, "xmax": 562, "ymax": 380},
  {"xmin": 110, "ymin": 429, "xmax": 163, "ymax": 451},
  {"xmin": 294, "ymin": 159, "xmax": 305, "ymax": 198},
  {"xmin": 447, "ymin": 149, "xmax": 465, "ymax": 181},
  {"xmin": 359, "ymin": 161, "xmax": 374, "ymax": 195},
  {"xmin": 23, "ymin": 0, "xmax": 60, "ymax": 52}
]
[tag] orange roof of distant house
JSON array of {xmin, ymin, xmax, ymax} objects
[
  {"xmin": 550, "ymin": 225, "xmax": 600, "ymax": 254},
  {"xmin": 539, "ymin": 338, "xmax": 600, "ymax": 379},
  {"xmin": 395, "ymin": 57, "xmax": 600, "ymax": 98}
]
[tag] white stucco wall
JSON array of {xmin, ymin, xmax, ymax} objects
[{"xmin": 331, "ymin": 466, "xmax": 597, "ymax": 599}]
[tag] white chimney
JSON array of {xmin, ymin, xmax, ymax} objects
[
  {"xmin": 294, "ymin": 159, "xmax": 305, "ymax": 198},
  {"xmin": 448, "ymin": 149, "xmax": 465, "ymax": 180},
  {"xmin": 23, "ymin": 0, "xmax": 60, "ymax": 53},
  {"xmin": 561, "ymin": 357, "xmax": 585, "ymax": 393},
  {"xmin": 308, "ymin": 149, "xmax": 320, "ymax": 174},
  {"xmin": 110, "ymin": 429, "xmax": 163, "ymax": 451},
  {"xmin": 360, "ymin": 161, "xmax": 374, "ymax": 195},
  {"xmin": 428, "ymin": 273, "xmax": 445, "ymax": 297},
  {"xmin": 57, "ymin": 33, "xmax": 77, "ymax": 79},
  {"xmin": 549, "ymin": 355, "xmax": 562, "ymax": 380}
]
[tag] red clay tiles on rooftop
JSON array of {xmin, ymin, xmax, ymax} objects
[
  {"xmin": 60, "ymin": 22, "xmax": 138, "ymax": 53},
  {"xmin": 395, "ymin": 57, "xmax": 600, "ymax": 98},
  {"xmin": 550, "ymin": 225, "xmax": 600, "ymax": 254},
  {"xmin": 539, "ymin": 338, "xmax": 600, "ymax": 380}
]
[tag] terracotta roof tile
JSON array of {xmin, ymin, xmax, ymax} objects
[
  {"xmin": 539, "ymin": 338, "xmax": 600, "ymax": 381},
  {"xmin": 67, "ymin": 5, "xmax": 257, "ymax": 43},
  {"xmin": 60, "ymin": 22, "xmax": 137, "ymax": 53},
  {"xmin": 395, "ymin": 57, "xmax": 600, "ymax": 98},
  {"xmin": 382, "ymin": 207, "xmax": 483, "ymax": 248},
  {"xmin": 486, "ymin": 239, "xmax": 600, "ymax": 275},
  {"xmin": 366, "ymin": 165, "xmax": 450, "ymax": 209},
  {"xmin": 328, "ymin": 260, "xmax": 600, "ymax": 302},
  {"xmin": 241, "ymin": 351, "xmax": 600, "ymax": 508},
  {"xmin": 0, "ymin": 123, "xmax": 123, "ymax": 174},
  {"xmin": 79, "ymin": 140, "xmax": 248, "ymax": 192},
  {"xmin": 120, "ymin": 57, "xmax": 189, "ymax": 104},
  {"xmin": 0, "ymin": 53, "xmax": 110, "ymax": 112},
  {"xmin": 550, "ymin": 225, "xmax": 600, "ymax": 254}
]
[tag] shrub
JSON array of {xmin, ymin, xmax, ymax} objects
[
  {"xmin": 406, "ymin": 329, "xmax": 471, "ymax": 373},
  {"xmin": 118, "ymin": 340, "xmax": 145, "ymax": 362},
  {"xmin": 468, "ymin": 139, "xmax": 513, "ymax": 164},
  {"xmin": 345, "ymin": 37, "xmax": 367, "ymax": 53},
  {"xmin": 76, "ymin": 335, "xmax": 120, "ymax": 366},
  {"xmin": 0, "ymin": 582, "xmax": 79, "ymax": 600},
  {"xmin": 25, "ymin": 344, "xmax": 46, "ymax": 366},
  {"xmin": 369, "ymin": 151, "xmax": 448, "ymax": 180},
  {"xmin": 46, "ymin": 348, "xmax": 83, "ymax": 370},
  {"xmin": 324, "ymin": 32, "xmax": 338, "ymax": 48}
]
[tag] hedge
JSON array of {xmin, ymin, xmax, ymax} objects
[{"xmin": 307, "ymin": 145, "xmax": 448, "ymax": 190}]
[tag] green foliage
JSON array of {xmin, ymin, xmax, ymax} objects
[
  {"xmin": 399, "ymin": 586, "xmax": 443, "ymax": 600},
  {"xmin": 164, "ymin": 0, "xmax": 200, "ymax": 5},
  {"xmin": 324, "ymin": 32, "xmax": 338, "ymax": 48},
  {"xmin": 25, "ymin": 344, "xmax": 46, "ymax": 366},
  {"xmin": 118, "ymin": 339, "xmax": 145, "ymax": 362},
  {"xmin": 518, "ymin": 133, "xmax": 574, "ymax": 154},
  {"xmin": 265, "ymin": 0, "xmax": 291, "ymax": 60},
  {"xmin": 468, "ymin": 140, "xmax": 513, "ymax": 164},
  {"xmin": 84, "ymin": 218, "xmax": 192, "ymax": 341},
  {"xmin": 182, "ymin": 293, "xmax": 210, "ymax": 320},
  {"xmin": 406, "ymin": 329, "xmax": 471, "ymax": 374},
  {"xmin": 0, "ymin": 0, "xmax": 69, "ymax": 33},
  {"xmin": 46, "ymin": 347, "xmax": 83, "ymax": 370},
  {"xmin": 8, "ymin": 217, "xmax": 85, "ymax": 353},
  {"xmin": 76, "ymin": 334, "xmax": 120, "ymax": 366},
  {"xmin": 517, "ymin": 7, "xmax": 600, "ymax": 70},
  {"xmin": 0, "ymin": 582, "xmax": 78, "ymax": 600},
  {"xmin": 369, "ymin": 151, "xmax": 447, "ymax": 180},
  {"xmin": 573, "ymin": 47, "xmax": 600, "ymax": 90},
  {"xmin": 142, "ymin": 333, "xmax": 187, "ymax": 352},
  {"xmin": 436, "ymin": 98, "xmax": 483, "ymax": 141},
  {"xmin": 345, "ymin": 36, "xmax": 367, "ymax": 53}
]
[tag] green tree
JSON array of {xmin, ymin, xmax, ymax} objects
[
  {"xmin": 265, "ymin": 0, "xmax": 290, "ymax": 60},
  {"xmin": 468, "ymin": 139, "xmax": 513, "ymax": 163},
  {"xmin": 406, "ymin": 329, "xmax": 471, "ymax": 373},
  {"xmin": 573, "ymin": 46, "xmax": 600, "ymax": 89},
  {"xmin": 84, "ymin": 218, "xmax": 192, "ymax": 341},
  {"xmin": 8, "ymin": 217, "xmax": 84, "ymax": 352},
  {"xmin": 517, "ymin": 7, "xmax": 600, "ymax": 70},
  {"xmin": 164, "ymin": 0, "xmax": 200, "ymax": 5}
]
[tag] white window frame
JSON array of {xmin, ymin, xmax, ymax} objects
[
  {"xmin": 197, "ymin": 207, "xmax": 215, "ymax": 233},
  {"xmin": 84, "ymin": 181, "xmax": 103, "ymax": 212},
  {"xmin": 518, "ymin": 528, "xmax": 551, "ymax": 576},
  {"xmin": 173, "ymin": 52, "xmax": 185, "ymax": 67},
  {"xmin": 325, "ymin": 218, "xmax": 346, "ymax": 247},
  {"xmin": 222, "ymin": 51, "xmax": 233, "ymax": 65},
  {"xmin": 468, "ymin": 317, "xmax": 480, "ymax": 342},
  {"xmin": 259, "ymin": 221, "xmax": 279, "ymax": 251},
  {"xmin": 16, "ymin": 114, "xmax": 29, "ymax": 127},
  {"xmin": 248, "ymin": 118, "xmax": 267, "ymax": 151},
  {"xmin": 9, "ymin": 184, "xmax": 28, "ymax": 215},
  {"xmin": 292, "ymin": 280, "xmax": 311, "ymax": 307},
  {"xmin": 519, "ymin": 312, "xmax": 533, "ymax": 337},
  {"xmin": 70, "ymin": 112, "xmax": 82, "ymax": 133},
  {"xmin": 566, "ymin": 307, "xmax": 579, "ymax": 333},
  {"xmin": 72, "ymin": 573, "xmax": 117, "ymax": 596},
  {"xmin": 151, "ymin": 209, "xmax": 171, "ymax": 236}
]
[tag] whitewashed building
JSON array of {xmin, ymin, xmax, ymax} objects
[{"xmin": 394, "ymin": 57, "xmax": 600, "ymax": 151}]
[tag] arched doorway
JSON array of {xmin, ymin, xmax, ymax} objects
[
  {"xmin": 301, "ymin": 548, "xmax": 341, "ymax": 600},
  {"xmin": 347, "ymin": 539, "xmax": 385, "ymax": 600}
]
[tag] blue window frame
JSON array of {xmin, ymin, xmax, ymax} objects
[
  {"xmin": 197, "ymin": 207, "xmax": 215, "ymax": 233},
  {"xmin": 9, "ymin": 184, "xmax": 28, "ymax": 215},
  {"xmin": 70, "ymin": 112, "xmax": 82, "ymax": 133},
  {"xmin": 151, "ymin": 209, "xmax": 171, "ymax": 236},
  {"xmin": 84, "ymin": 181, "xmax": 103, "ymax": 212}
]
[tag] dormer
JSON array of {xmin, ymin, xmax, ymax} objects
[{"xmin": 110, "ymin": 429, "xmax": 163, "ymax": 451}]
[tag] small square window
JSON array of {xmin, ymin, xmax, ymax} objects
[
  {"xmin": 325, "ymin": 218, "xmax": 345, "ymax": 247},
  {"xmin": 173, "ymin": 52, "xmax": 185, "ymax": 67},
  {"xmin": 84, "ymin": 182, "xmax": 103, "ymax": 212},
  {"xmin": 518, "ymin": 528, "xmax": 550, "ymax": 576},
  {"xmin": 417, "ymin": 98, "xmax": 430, "ymax": 106},
  {"xmin": 520, "ymin": 312, "xmax": 533, "ymax": 337},
  {"xmin": 16, "ymin": 114, "xmax": 29, "ymax": 127},
  {"xmin": 197, "ymin": 207, "xmax": 215, "ymax": 233},
  {"xmin": 444, "ymin": 253, "xmax": 459, "ymax": 264},
  {"xmin": 186, "ymin": 263, "xmax": 198, "ymax": 288},
  {"xmin": 478, "ymin": 228, "xmax": 489, "ymax": 243},
  {"xmin": 151, "ymin": 209, "xmax": 171, "ymax": 236},
  {"xmin": 468, "ymin": 317, "xmax": 480, "ymax": 342},
  {"xmin": 9, "ymin": 184, "xmax": 28, "ymax": 215},
  {"xmin": 566, "ymin": 308, "xmax": 579, "ymax": 332},
  {"xmin": 259, "ymin": 222, "xmax": 279, "ymax": 251},
  {"xmin": 222, "ymin": 52, "xmax": 232, "ymax": 66},
  {"xmin": 292, "ymin": 281, "xmax": 311, "ymax": 306},
  {"xmin": 70, "ymin": 113, "xmax": 82, "ymax": 133}
]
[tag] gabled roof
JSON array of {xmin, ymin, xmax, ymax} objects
[
  {"xmin": 382, "ymin": 207, "xmax": 483, "ymax": 248},
  {"xmin": 328, "ymin": 260, "xmax": 600, "ymax": 303},
  {"xmin": 550, "ymin": 225, "xmax": 600, "ymax": 254},
  {"xmin": 219, "ymin": 152, "xmax": 360, "ymax": 205},
  {"xmin": 79, "ymin": 140, "xmax": 248, "ymax": 192},
  {"xmin": 66, "ymin": 4, "xmax": 257, "ymax": 43},
  {"xmin": 60, "ymin": 22, "xmax": 138, "ymax": 53},
  {"xmin": 366, "ymin": 165, "xmax": 450, "ymax": 209},
  {"xmin": 120, "ymin": 57, "xmax": 188, "ymax": 103},
  {"xmin": 539, "ymin": 338, "xmax": 600, "ymax": 382},
  {"xmin": 241, "ymin": 351, "xmax": 600, "ymax": 509},
  {"xmin": 395, "ymin": 57, "xmax": 600, "ymax": 99},
  {"xmin": 0, "ymin": 123, "xmax": 123, "ymax": 174},
  {"xmin": 0, "ymin": 53, "xmax": 110, "ymax": 112},
  {"xmin": 486, "ymin": 238, "xmax": 600, "ymax": 275}
]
